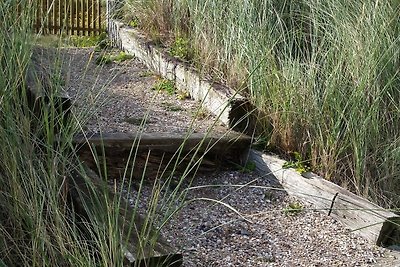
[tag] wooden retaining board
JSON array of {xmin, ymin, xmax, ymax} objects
[
  {"xmin": 107, "ymin": 20, "xmax": 255, "ymax": 134},
  {"xmin": 74, "ymin": 131, "xmax": 252, "ymax": 180},
  {"xmin": 73, "ymin": 131, "xmax": 251, "ymax": 152},
  {"xmin": 247, "ymin": 149, "xmax": 400, "ymax": 246}
]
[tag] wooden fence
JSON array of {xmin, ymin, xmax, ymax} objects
[{"xmin": 34, "ymin": 0, "xmax": 103, "ymax": 35}]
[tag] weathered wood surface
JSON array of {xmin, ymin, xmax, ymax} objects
[
  {"xmin": 25, "ymin": 54, "xmax": 72, "ymax": 135},
  {"xmin": 73, "ymin": 131, "xmax": 251, "ymax": 153},
  {"xmin": 74, "ymin": 131, "xmax": 252, "ymax": 180},
  {"xmin": 107, "ymin": 19, "xmax": 256, "ymax": 133},
  {"xmin": 247, "ymin": 149, "xmax": 400, "ymax": 246},
  {"xmin": 69, "ymin": 165, "xmax": 183, "ymax": 266}
]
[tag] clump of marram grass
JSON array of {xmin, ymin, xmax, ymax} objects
[
  {"xmin": 125, "ymin": 0, "xmax": 400, "ymax": 207},
  {"xmin": 0, "ymin": 2, "xmax": 130, "ymax": 266},
  {"xmin": 1, "ymin": 4, "xmax": 82, "ymax": 266},
  {"xmin": 1, "ymin": 2, "xmax": 238, "ymax": 266}
]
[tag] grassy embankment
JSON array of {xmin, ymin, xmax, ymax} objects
[
  {"xmin": 124, "ymin": 0, "xmax": 400, "ymax": 208},
  {"xmin": 1, "ymin": 1, "xmax": 209, "ymax": 265}
]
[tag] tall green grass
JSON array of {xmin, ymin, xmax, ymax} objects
[
  {"xmin": 0, "ymin": 1, "xmax": 226, "ymax": 265},
  {"xmin": 0, "ymin": 1, "xmax": 145, "ymax": 266},
  {"xmin": 0, "ymin": 1, "xmax": 112, "ymax": 265},
  {"xmin": 125, "ymin": 0, "xmax": 400, "ymax": 207}
]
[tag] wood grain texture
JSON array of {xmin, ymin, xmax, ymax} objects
[
  {"xmin": 247, "ymin": 149, "xmax": 400, "ymax": 246},
  {"xmin": 106, "ymin": 20, "xmax": 249, "ymax": 128},
  {"xmin": 74, "ymin": 131, "xmax": 252, "ymax": 181},
  {"xmin": 73, "ymin": 131, "xmax": 251, "ymax": 152}
]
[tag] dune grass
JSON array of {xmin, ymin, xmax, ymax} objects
[
  {"xmin": 1, "ymin": 1, "xmax": 238, "ymax": 265},
  {"xmin": 2, "ymin": 0, "xmax": 398, "ymax": 265},
  {"xmin": 0, "ymin": 2, "xmax": 114, "ymax": 265},
  {"xmin": 124, "ymin": 0, "xmax": 400, "ymax": 207}
]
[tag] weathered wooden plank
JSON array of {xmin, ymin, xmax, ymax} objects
[
  {"xmin": 74, "ymin": 131, "xmax": 252, "ymax": 180},
  {"xmin": 247, "ymin": 149, "xmax": 400, "ymax": 246},
  {"xmin": 107, "ymin": 20, "xmax": 253, "ymax": 131},
  {"xmin": 73, "ymin": 131, "xmax": 252, "ymax": 153},
  {"xmin": 68, "ymin": 165, "xmax": 183, "ymax": 266},
  {"xmin": 97, "ymin": 0, "xmax": 101, "ymax": 35}
]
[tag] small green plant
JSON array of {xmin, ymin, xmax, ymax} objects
[
  {"xmin": 283, "ymin": 152, "xmax": 310, "ymax": 174},
  {"xmin": 70, "ymin": 32, "xmax": 108, "ymax": 48},
  {"xmin": 252, "ymin": 136, "xmax": 270, "ymax": 150},
  {"xmin": 152, "ymin": 78, "xmax": 176, "ymax": 95},
  {"xmin": 96, "ymin": 51, "xmax": 134, "ymax": 65},
  {"xmin": 139, "ymin": 71, "xmax": 154, "ymax": 77},
  {"xmin": 169, "ymin": 37, "xmax": 190, "ymax": 60},
  {"xmin": 95, "ymin": 54, "xmax": 112, "ymax": 65},
  {"xmin": 113, "ymin": 51, "xmax": 134, "ymax": 62},
  {"xmin": 264, "ymin": 190, "xmax": 277, "ymax": 201},
  {"xmin": 283, "ymin": 202, "xmax": 304, "ymax": 215},
  {"xmin": 128, "ymin": 17, "xmax": 140, "ymax": 28},
  {"xmin": 177, "ymin": 89, "xmax": 190, "ymax": 100},
  {"xmin": 193, "ymin": 108, "xmax": 209, "ymax": 120},
  {"xmin": 240, "ymin": 161, "xmax": 256, "ymax": 173}
]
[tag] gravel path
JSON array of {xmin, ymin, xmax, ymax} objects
[
  {"xmin": 33, "ymin": 47, "xmax": 225, "ymax": 135},
  {"xmin": 122, "ymin": 171, "xmax": 385, "ymax": 267},
  {"xmin": 35, "ymin": 46, "xmax": 391, "ymax": 266}
]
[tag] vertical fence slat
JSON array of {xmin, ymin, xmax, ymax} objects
[
  {"xmin": 57, "ymin": 0, "xmax": 63, "ymax": 34},
  {"xmin": 52, "ymin": 0, "xmax": 55, "ymax": 34},
  {"xmin": 82, "ymin": 0, "xmax": 86, "ymax": 35},
  {"xmin": 45, "ymin": 0, "xmax": 48, "ymax": 34},
  {"xmin": 75, "ymin": 0, "xmax": 78, "ymax": 35},
  {"xmin": 76, "ymin": 0, "xmax": 79, "ymax": 35},
  {"xmin": 88, "ymin": 0, "xmax": 92, "ymax": 36},
  {"xmin": 42, "ymin": 0, "xmax": 46, "ymax": 34},
  {"xmin": 80, "ymin": 0, "xmax": 83, "ymax": 35},
  {"xmin": 51, "ymin": 0, "xmax": 55, "ymax": 34},
  {"xmin": 65, "ymin": 0, "xmax": 68, "ymax": 35},
  {"xmin": 92, "ymin": 0, "xmax": 97, "ymax": 35},
  {"xmin": 55, "ymin": 0, "xmax": 58, "ymax": 34},
  {"xmin": 35, "ymin": 0, "xmax": 40, "ymax": 33},
  {"xmin": 48, "ymin": 0, "xmax": 51, "ymax": 34},
  {"xmin": 68, "ymin": 0, "xmax": 74, "ymax": 35},
  {"xmin": 98, "ymin": 0, "xmax": 101, "ymax": 34}
]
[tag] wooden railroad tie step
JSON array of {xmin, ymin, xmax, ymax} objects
[
  {"xmin": 73, "ymin": 131, "xmax": 253, "ymax": 180},
  {"xmin": 248, "ymin": 150, "xmax": 400, "ymax": 248},
  {"xmin": 73, "ymin": 131, "xmax": 252, "ymax": 153}
]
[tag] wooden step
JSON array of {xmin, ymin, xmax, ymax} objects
[
  {"xmin": 73, "ymin": 131, "xmax": 252, "ymax": 154},
  {"xmin": 74, "ymin": 131, "xmax": 252, "ymax": 180},
  {"xmin": 248, "ymin": 150, "xmax": 400, "ymax": 246}
]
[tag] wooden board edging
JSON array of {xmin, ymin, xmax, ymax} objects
[
  {"xmin": 74, "ymin": 131, "xmax": 252, "ymax": 180},
  {"xmin": 73, "ymin": 131, "xmax": 252, "ymax": 152},
  {"xmin": 107, "ymin": 19, "xmax": 248, "ymax": 128},
  {"xmin": 246, "ymin": 149, "xmax": 400, "ymax": 246}
]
